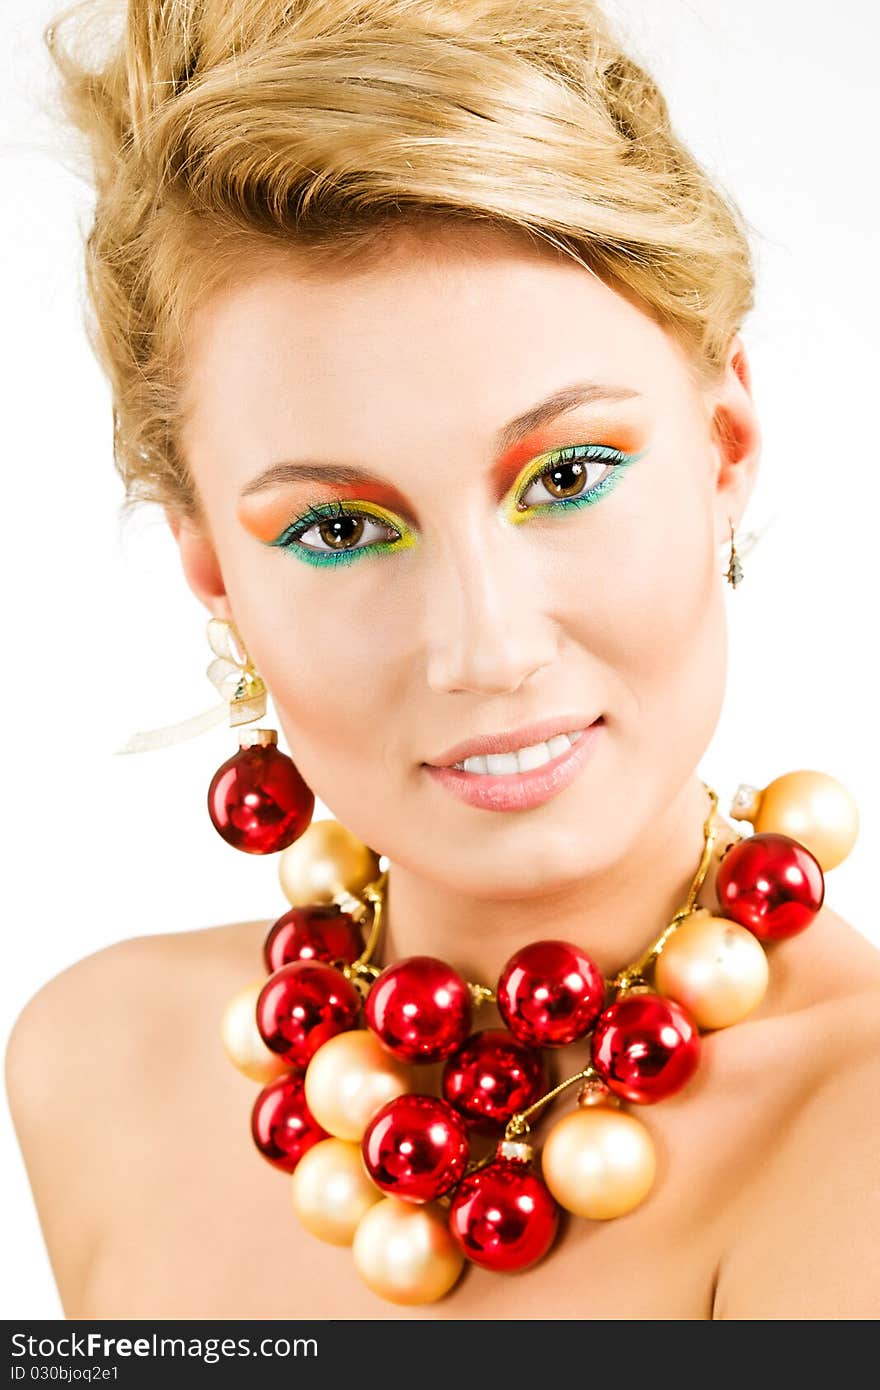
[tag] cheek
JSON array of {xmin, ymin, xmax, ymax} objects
[
  {"xmin": 576, "ymin": 473, "xmax": 727, "ymax": 746},
  {"xmin": 226, "ymin": 557, "xmax": 408, "ymax": 839}
]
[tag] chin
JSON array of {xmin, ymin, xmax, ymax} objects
[{"xmin": 422, "ymin": 815, "xmax": 619, "ymax": 901}]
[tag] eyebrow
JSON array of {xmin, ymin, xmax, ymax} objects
[{"xmin": 238, "ymin": 380, "xmax": 642, "ymax": 498}]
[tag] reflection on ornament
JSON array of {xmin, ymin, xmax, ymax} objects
[
  {"xmin": 542, "ymin": 1105, "xmax": 656, "ymax": 1219},
  {"xmin": 654, "ymin": 910, "xmax": 769, "ymax": 1029},
  {"xmin": 279, "ymin": 820, "xmax": 381, "ymax": 905},
  {"xmin": 304, "ymin": 1029, "xmax": 413, "ymax": 1142},
  {"xmin": 221, "ymin": 979, "xmax": 289, "ymax": 1084},
  {"xmin": 290, "ymin": 1137, "xmax": 382, "ymax": 1245},
  {"xmin": 352, "ymin": 1198, "xmax": 465, "ymax": 1304},
  {"xmin": 729, "ymin": 771, "xmax": 858, "ymax": 871},
  {"xmin": 448, "ymin": 1146, "xmax": 559, "ymax": 1271},
  {"xmin": 716, "ymin": 833, "xmax": 824, "ymax": 940}
]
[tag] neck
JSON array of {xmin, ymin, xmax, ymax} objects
[{"xmin": 377, "ymin": 774, "xmax": 738, "ymax": 986}]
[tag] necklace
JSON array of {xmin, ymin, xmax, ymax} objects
[{"xmin": 221, "ymin": 777, "xmax": 849, "ymax": 1306}]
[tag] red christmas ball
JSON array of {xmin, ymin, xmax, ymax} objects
[
  {"xmin": 207, "ymin": 741, "xmax": 314, "ymax": 854},
  {"xmin": 496, "ymin": 939, "xmax": 606, "ymax": 1047},
  {"xmin": 591, "ymin": 992, "xmax": 700, "ymax": 1104},
  {"xmin": 361, "ymin": 1094, "xmax": 470, "ymax": 1203},
  {"xmin": 365, "ymin": 956, "xmax": 471, "ymax": 1063},
  {"xmin": 442, "ymin": 1029, "xmax": 547, "ymax": 1133},
  {"xmin": 716, "ymin": 832, "xmax": 825, "ymax": 940},
  {"xmin": 251, "ymin": 1072, "xmax": 328, "ymax": 1172},
  {"xmin": 263, "ymin": 904, "xmax": 363, "ymax": 973},
  {"xmin": 256, "ymin": 961, "xmax": 361, "ymax": 1071},
  {"xmin": 448, "ymin": 1155, "xmax": 559, "ymax": 1271}
]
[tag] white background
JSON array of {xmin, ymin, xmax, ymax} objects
[{"xmin": 1, "ymin": 0, "xmax": 878, "ymax": 1319}]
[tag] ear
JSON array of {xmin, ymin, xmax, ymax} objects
[
  {"xmin": 708, "ymin": 333, "xmax": 762, "ymax": 546},
  {"xmin": 164, "ymin": 508, "xmax": 234, "ymax": 624}
]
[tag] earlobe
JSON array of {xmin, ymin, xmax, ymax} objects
[
  {"xmin": 163, "ymin": 506, "xmax": 233, "ymax": 622},
  {"xmin": 710, "ymin": 334, "xmax": 762, "ymax": 546}
]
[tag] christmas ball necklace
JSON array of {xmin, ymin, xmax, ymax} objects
[{"xmin": 220, "ymin": 770, "xmax": 857, "ymax": 1307}]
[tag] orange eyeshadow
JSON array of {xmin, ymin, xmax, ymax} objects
[
  {"xmin": 237, "ymin": 480, "xmax": 415, "ymax": 543},
  {"xmin": 237, "ymin": 417, "xmax": 646, "ymax": 543}
]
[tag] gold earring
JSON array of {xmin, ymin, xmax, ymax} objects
[{"xmin": 725, "ymin": 519, "xmax": 743, "ymax": 588}]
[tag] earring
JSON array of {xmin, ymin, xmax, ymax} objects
[
  {"xmin": 725, "ymin": 518, "xmax": 744, "ymax": 588},
  {"xmin": 204, "ymin": 618, "xmax": 315, "ymax": 854}
]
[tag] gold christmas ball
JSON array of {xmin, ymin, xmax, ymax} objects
[
  {"xmin": 654, "ymin": 910, "xmax": 769, "ymax": 1029},
  {"xmin": 220, "ymin": 979, "xmax": 289, "ymax": 1084},
  {"xmin": 290, "ymin": 1137, "xmax": 382, "ymax": 1246},
  {"xmin": 541, "ymin": 1106, "xmax": 656, "ymax": 1220},
  {"xmin": 352, "ymin": 1198, "xmax": 465, "ymax": 1305},
  {"xmin": 279, "ymin": 819, "xmax": 381, "ymax": 906},
  {"xmin": 304, "ymin": 1029, "xmax": 413, "ymax": 1142},
  {"xmin": 731, "ymin": 771, "xmax": 858, "ymax": 871}
]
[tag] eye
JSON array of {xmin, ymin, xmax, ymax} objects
[
  {"xmin": 269, "ymin": 499, "xmax": 408, "ymax": 567},
  {"xmin": 514, "ymin": 444, "xmax": 634, "ymax": 514}
]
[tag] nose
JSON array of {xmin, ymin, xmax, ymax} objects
[{"xmin": 423, "ymin": 525, "xmax": 559, "ymax": 695}]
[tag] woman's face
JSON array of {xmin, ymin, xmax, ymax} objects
[{"xmin": 176, "ymin": 223, "xmax": 760, "ymax": 898}]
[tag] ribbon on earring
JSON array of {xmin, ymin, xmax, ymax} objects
[{"xmin": 115, "ymin": 618, "xmax": 268, "ymax": 754}]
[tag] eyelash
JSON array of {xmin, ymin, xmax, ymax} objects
[{"xmin": 268, "ymin": 443, "xmax": 641, "ymax": 568}]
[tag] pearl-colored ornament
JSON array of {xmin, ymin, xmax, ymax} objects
[
  {"xmin": 654, "ymin": 910, "xmax": 769, "ymax": 1029},
  {"xmin": 304, "ymin": 1030, "xmax": 413, "ymax": 1141},
  {"xmin": 221, "ymin": 980, "xmax": 290, "ymax": 1083},
  {"xmin": 541, "ymin": 1106, "xmax": 656, "ymax": 1219},
  {"xmin": 352, "ymin": 1198, "xmax": 465, "ymax": 1305},
  {"xmin": 290, "ymin": 1137, "xmax": 382, "ymax": 1246},
  {"xmin": 279, "ymin": 819, "xmax": 381, "ymax": 906},
  {"xmin": 730, "ymin": 771, "xmax": 858, "ymax": 871}
]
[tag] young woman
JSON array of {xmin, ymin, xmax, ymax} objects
[{"xmin": 6, "ymin": 0, "xmax": 878, "ymax": 1320}]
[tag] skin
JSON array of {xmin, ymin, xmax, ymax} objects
[{"xmin": 6, "ymin": 221, "xmax": 880, "ymax": 1319}]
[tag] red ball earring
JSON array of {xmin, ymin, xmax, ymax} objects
[{"xmin": 203, "ymin": 618, "xmax": 314, "ymax": 854}]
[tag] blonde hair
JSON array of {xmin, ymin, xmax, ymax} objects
[{"xmin": 45, "ymin": 0, "xmax": 755, "ymax": 525}]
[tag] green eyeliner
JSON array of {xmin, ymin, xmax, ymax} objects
[
  {"xmin": 504, "ymin": 443, "xmax": 645, "ymax": 526},
  {"xmin": 268, "ymin": 498, "xmax": 415, "ymax": 569}
]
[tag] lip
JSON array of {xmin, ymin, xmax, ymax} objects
[
  {"xmin": 422, "ymin": 717, "xmax": 604, "ymax": 813},
  {"xmin": 425, "ymin": 714, "xmax": 601, "ymax": 768}
]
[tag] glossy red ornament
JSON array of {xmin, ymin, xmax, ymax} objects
[
  {"xmin": 251, "ymin": 1072, "xmax": 328, "ymax": 1171},
  {"xmin": 365, "ymin": 956, "xmax": 472, "ymax": 1063},
  {"xmin": 256, "ymin": 961, "xmax": 361, "ymax": 1070},
  {"xmin": 361, "ymin": 1094, "xmax": 470, "ymax": 1203},
  {"xmin": 207, "ymin": 740, "xmax": 314, "ymax": 854},
  {"xmin": 592, "ymin": 992, "xmax": 700, "ymax": 1103},
  {"xmin": 715, "ymin": 832, "xmax": 825, "ymax": 940},
  {"xmin": 448, "ymin": 1153, "xmax": 559, "ymax": 1271},
  {"xmin": 442, "ymin": 1029, "xmax": 547, "ymax": 1132},
  {"xmin": 263, "ymin": 904, "xmax": 363, "ymax": 972},
  {"xmin": 496, "ymin": 939, "xmax": 606, "ymax": 1047}
]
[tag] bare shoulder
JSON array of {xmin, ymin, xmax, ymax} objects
[
  {"xmin": 713, "ymin": 919, "xmax": 880, "ymax": 1321},
  {"xmin": 4, "ymin": 921, "xmax": 270, "ymax": 1315},
  {"xmin": 5, "ymin": 920, "xmax": 268, "ymax": 1075}
]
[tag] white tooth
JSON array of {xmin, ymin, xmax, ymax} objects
[
  {"xmin": 461, "ymin": 754, "xmax": 488, "ymax": 774},
  {"xmin": 453, "ymin": 729, "xmax": 589, "ymax": 775},
  {"xmin": 547, "ymin": 734, "xmax": 573, "ymax": 758},
  {"xmin": 515, "ymin": 741, "xmax": 553, "ymax": 771},
  {"xmin": 484, "ymin": 752, "xmax": 520, "ymax": 775}
]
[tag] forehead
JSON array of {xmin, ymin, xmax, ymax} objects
[{"xmin": 180, "ymin": 222, "xmax": 688, "ymax": 481}]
